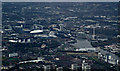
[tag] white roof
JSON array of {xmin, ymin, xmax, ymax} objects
[
  {"xmin": 30, "ymin": 30, "xmax": 43, "ymax": 34},
  {"xmin": 9, "ymin": 40, "xmax": 17, "ymax": 43}
]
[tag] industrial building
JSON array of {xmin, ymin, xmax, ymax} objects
[{"xmin": 98, "ymin": 49, "xmax": 119, "ymax": 65}]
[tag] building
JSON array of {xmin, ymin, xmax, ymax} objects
[
  {"xmin": 59, "ymin": 24, "xmax": 66, "ymax": 31},
  {"xmin": 49, "ymin": 31, "xmax": 57, "ymax": 37},
  {"xmin": 76, "ymin": 48, "xmax": 96, "ymax": 52},
  {"xmin": 1, "ymin": 66, "xmax": 9, "ymax": 70},
  {"xmin": 98, "ymin": 50, "xmax": 119, "ymax": 65},
  {"xmin": 37, "ymin": 57, "xmax": 45, "ymax": 61},
  {"xmin": 71, "ymin": 64, "xmax": 78, "ymax": 70},
  {"xmin": 43, "ymin": 65, "xmax": 51, "ymax": 71},
  {"xmin": 30, "ymin": 30, "xmax": 43, "ymax": 34},
  {"xmin": 82, "ymin": 60, "xmax": 91, "ymax": 71},
  {"xmin": 9, "ymin": 53, "xmax": 18, "ymax": 57},
  {"xmin": 56, "ymin": 67, "xmax": 63, "ymax": 71}
]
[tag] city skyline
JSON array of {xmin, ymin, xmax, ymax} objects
[{"xmin": 1, "ymin": 2, "xmax": 120, "ymax": 71}]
